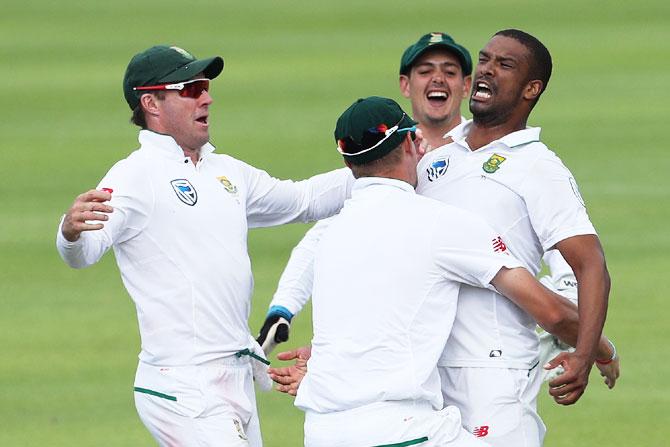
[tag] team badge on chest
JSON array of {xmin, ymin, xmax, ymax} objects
[
  {"xmin": 482, "ymin": 154, "xmax": 506, "ymax": 173},
  {"xmin": 170, "ymin": 179, "xmax": 198, "ymax": 206},
  {"xmin": 426, "ymin": 156, "xmax": 449, "ymax": 182}
]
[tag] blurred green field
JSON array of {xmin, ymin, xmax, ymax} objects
[{"xmin": 1, "ymin": 0, "xmax": 668, "ymax": 445}]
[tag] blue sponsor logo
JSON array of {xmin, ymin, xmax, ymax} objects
[
  {"xmin": 170, "ymin": 179, "xmax": 198, "ymax": 206},
  {"xmin": 426, "ymin": 156, "xmax": 449, "ymax": 182}
]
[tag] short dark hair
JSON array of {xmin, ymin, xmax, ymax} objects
[
  {"xmin": 129, "ymin": 91, "xmax": 165, "ymax": 128},
  {"xmin": 347, "ymin": 142, "xmax": 404, "ymax": 177},
  {"xmin": 494, "ymin": 29, "xmax": 552, "ymax": 102}
]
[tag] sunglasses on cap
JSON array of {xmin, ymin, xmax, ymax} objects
[
  {"xmin": 337, "ymin": 114, "xmax": 417, "ymax": 157},
  {"xmin": 133, "ymin": 78, "xmax": 210, "ymax": 99}
]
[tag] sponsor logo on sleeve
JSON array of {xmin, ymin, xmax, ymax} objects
[
  {"xmin": 482, "ymin": 153, "xmax": 506, "ymax": 173},
  {"xmin": 170, "ymin": 179, "xmax": 198, "ymax": 206},
  {"xmin": 426, "ymin": 156, "xmax": 449, "ymax": 182},
  {"xmin": 492, "ymin": 236, "xmax": 507, "ymax": 253},
  {"xmin": 473, "ymin": 426, "xmax": 490, "ymax": 437}
]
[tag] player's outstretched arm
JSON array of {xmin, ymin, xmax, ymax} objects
[{"xmin": 267, "ymin": 345, "xmax": 311, "ymax": 396}]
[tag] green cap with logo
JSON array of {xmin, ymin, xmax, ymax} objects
[
  {"xmin": 399, "ymin": 32, "xmax": 472, "ymax": 76},
  {"xmin": 334, "ymin": 96, "xmax": 417, "ymax": 165},
  {"xmin": 123, "ymin": 45, "xmax": 224, "ymax": 110}
]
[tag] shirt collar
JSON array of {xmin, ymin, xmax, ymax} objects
[
  {"xmin": 138, "ymin": 129, "xmax": 216, "ymax": 161},
  {"xmin": 352, "ymin": 177, "xmax": 416, "ymax": 194},
  {"xmin": 444, "ymin": 119, "xmax": 542, "ymax": 150}
]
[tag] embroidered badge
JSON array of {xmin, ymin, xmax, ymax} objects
[
  {"xmin": 429, "ymin": 32, "xmax": 444, "ymax": 43},
  {"xmin": 569, "ymin": 177, "xmax": 585, "ymax": 207},
  {"xmin": 217, "ymin": 175, "xmax": 238, "ymax": 194},
  {"xmin": 482, "ymin": 154, "xmax": 506, "ymax": 173},
  {"xmin": 426, "ymin": 156, "xmax": 449, "ymax": 182},
  {"xmin": 170, "ymin": 179, "xmax": 198, "ymax": 206}
]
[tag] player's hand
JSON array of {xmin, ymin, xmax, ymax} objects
[
  {"xmin": 256, "ymin": 306, "xmax": 293, "ymax": 355},
  {"xmin": 267, "ymin": 345, "xmax": 311, "ymax": 396},
  {"xmin": 545, "ymin": 351, "xmax": 592, "ymax": 405},
  {"xmin": 61, "ymin": 189, "xmax": 113, "ymax": 242},
  {"xmin": 595, "ymin": 354, "xmax": 620, "ymax": 389}
]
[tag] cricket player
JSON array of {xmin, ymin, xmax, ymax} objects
[
  {"xmin": 55, "ymin": 44, "xmax": 353, "ymax": 447},
  {"xmin": 294, "ymin": 96, "xmax": 616, "ymax": 447},
  {"xmin": 257, "ymin": 31, "xmax": 473, "ymax": 353},
  {"xmin": 265, "ymin": 30, "xmax": 619, "ymax": 447}
]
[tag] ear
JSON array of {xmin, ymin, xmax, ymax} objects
[
  {"xmin": 403, "ymin": 133, "xmax": 416, "ymax": 155},
  {"xmin": 140, "ymin": 93, "xmax": 161, "ymax": 119},
  {"xmin": 524, "ymin": 80, "xmax": 543, "ymax": 101},
  {"xmin": 399, "ymin": 75, "xmax": 411, "ymax": 99}
]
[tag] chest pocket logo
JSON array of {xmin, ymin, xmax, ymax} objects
[
  {"xmin": 170, "ymin": 179, "xmax": 198, "ymax": 206},
  {"xmin": 426, "ymin": 156, "xmax": 449, "ymax": 182},
  {"xmin": 482, "ymin": 154, "xmax": 506, "ymax": 173}
]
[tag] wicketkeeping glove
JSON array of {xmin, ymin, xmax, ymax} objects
[{"xmin": 257, "ymin": 306, "xmax": 293, "ymax": 355}]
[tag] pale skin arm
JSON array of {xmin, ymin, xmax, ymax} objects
[
  {"xmin": 61, "ymin": 189, "xmax": 114, "ymax": 242},
  {"xmin": 491, "ymin": 266, "xmax": 618, "ymax": 404}
]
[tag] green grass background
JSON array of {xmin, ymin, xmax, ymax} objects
[{"xmin": 1, "ymin": 0, "xmax": 668, "ymax": 445}]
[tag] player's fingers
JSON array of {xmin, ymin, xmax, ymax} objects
[
  {"xmin": 548, "ymin": 370, "xmax": 577, "ymax": 388},
  {"xmin": 274, "ymin": 384, "xmax": 297, "ymax": 396},
  {"xmin": 548, "ymin": 380, "xmax": 583, "ymax": 398},
  {"xmin": 553, "ymin": 387, "xmax": 584, "ymax": 405},
  {"xmin": 77, "ymin": 189, "xmax": 112, "ymax": 204},
  {"xmin": 275, "ymin": 350, "xmax": 299, "ymax": 361},
  {"xmin": 269, "ymin": 374, "xmax": 296, "ymax": 386}
]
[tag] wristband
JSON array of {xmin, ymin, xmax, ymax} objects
[
  {"xmin": 267, "ymin": 305, "xmax": 294, "ymax": 322},
  {"xmin": 596, "ymin": 339, "xmax": 617, "ymax": 365}
]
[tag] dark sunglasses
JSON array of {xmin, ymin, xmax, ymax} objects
[{"xmin": 133, "ymin": 78, "xmax": 210, "ymax": 99}]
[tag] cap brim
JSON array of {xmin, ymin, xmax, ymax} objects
[
  {"xmin": 159, "ymin": 56, "xmax": 224, "ymax": 83},
  {"xmin": 406, "ymin": 43, "xmax": 471, "ymax": 75}
]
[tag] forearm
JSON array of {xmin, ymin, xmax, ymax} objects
[
  {"xmin": 56, "ymin": 218, "xmax": 111, "ymax": 269},
  {"xmin": 572, "ymin": 265, "xmax": 610, "ymax": 362},
  {"xmin": 270, "ymin": 218, "xmax": 332, "ymax": 315}
]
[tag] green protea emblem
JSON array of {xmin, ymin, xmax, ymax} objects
[{"xmin": 483, "ymin": 153, "xmax": 507, "ymax": 173}]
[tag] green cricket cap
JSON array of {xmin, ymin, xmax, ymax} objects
[
  {"xmin": 334, "ymin": 96, "xmax": 417, "ymax": 165},
  {"xmin": 123, "ymin": 45, "xmax": 224, "ymax": 109},
  {"xmin": 399, "ymin": 32, "xmax": 472, "ymax": 76}
]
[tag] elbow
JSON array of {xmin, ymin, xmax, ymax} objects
[{"xmin": 537, "ymin": 307, "xmax": 574, "ymax": 336}]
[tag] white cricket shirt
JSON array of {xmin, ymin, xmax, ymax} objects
[
  {"xmin": 57, "ymin": 130, "xmax": 352, "ymax": 366},
  {"xmin": 417, "ymin": 120, "xmax": 596, "ymax": 368},
  {"xmin": 294, "ymin": 177, "xmax": 522, "ymax": 413}
]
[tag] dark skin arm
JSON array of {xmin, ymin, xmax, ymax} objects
[
  {"xmin": 491, "ymin": 266, "xmax": 613, "ymax": 405},
  {"xmin": 554, "ymin": 235, "xmax": 610, "ymax": 396}
]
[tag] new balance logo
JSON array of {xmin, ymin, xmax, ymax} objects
[
  {"xmin": 492, "ymin": 236, "xmax": 507, "ymax": 253},
  {"xmin": 473, "ymin": 426, "xmax": 489, "ymax": 437}
]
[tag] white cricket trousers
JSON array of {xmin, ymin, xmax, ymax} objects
[
  {"xmin": 440, "ymin": 367, "xmax": 545, "ymax": 447},
  {"xmin": 134, "ymin": 358, "xmax": 262, "ymax": 447},
  {"xmin": 304, "ymin": 400, "xmax": 490, "ymax": 447}
]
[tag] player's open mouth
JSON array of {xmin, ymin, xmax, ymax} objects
[
  {"xmin": 426, "ymin": 90, "xmax": 448, "ymax": 105},
  {"xmin": 196, "ymin": 116, "xmax": 208, "ymax": 126},
  {"xmin": 472, "ymin": 82, "xmax": 492, "ymax": 100}
]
